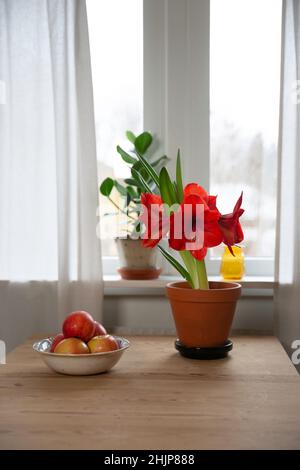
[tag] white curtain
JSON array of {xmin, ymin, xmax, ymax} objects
[
  {"xmin": 0, "ymin": 0, "xmax": 103, "ymax": 350},
  {"xmin": 275, "ymin": 0, "xmax": 300, "ymax": 370}
]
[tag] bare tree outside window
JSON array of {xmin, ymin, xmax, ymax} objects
[{"xmin": 210, "ymin": 0, "xmax": 282, "ymax": 258}]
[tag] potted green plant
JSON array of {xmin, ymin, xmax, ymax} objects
[
  {"xmin": 99, "ymin": 131, "xmax": 169, "ymax": 280},
  {"xmin": 133, "ymin": 140, "xmax": 244, "ymax": 358}
]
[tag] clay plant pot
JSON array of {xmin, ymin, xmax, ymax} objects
[
  {"xmin": 115, "ymin": 238, "xmax": 161, "ymax": 280},
  {"xmin": 166, "ymin": 281, "xmax": 241, "ymax": 348}
]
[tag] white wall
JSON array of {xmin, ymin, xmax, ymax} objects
[
  {"xmin": 1, "ymin": 284, "xmax": 274, "ymax": 354},
  {"xmin": 103, "ymin": 293, "xmax": 274, "ymax": 336}
]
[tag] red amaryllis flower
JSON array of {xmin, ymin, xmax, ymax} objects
[
  {"xmin": 218, "ymin": 192, "xmax": 244, "ymax": 254},
  {"xmin": 140, "ymin": 186, "xmax": 244, "ymax": 259},
  {"xmin": 140, "ymin": 193, "xmax": 168, "ymax": 248},
  {"xmin": 169, "ymin": 184, "xmax": 223, "ymax": 260}
]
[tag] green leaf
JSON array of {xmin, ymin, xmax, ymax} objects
[
  {"xmin": 134, "ymin": 131, "xmax": 153, "ymax": 155},
  {"xmin": 134, "ymin": 151, "xmax": 160, "ymax": 187},
  {"xmin": 99, "ymin": 177, "xmax": 114, "ymax": 197},
  {"xmin": 132, "ymin": 161, "xmax": 152, "ymax": 183},
  {"xmin": 117, "ymin": 145, "xmax": 137, "ymax": 164},
  {"xmin": 125, "ymin": 177, "xmax": 144, "ymax": 191},
  {"xmin": 131, "ymin": 169, "xmax": 153, "ymax": 193},
  {"xmin": 126, "ymin": 192, "xmax": 131, "ymax": 207},
  {"xmin": 176, "ymin": 149, "xmax": 184, "ymax": 203},
  {"xmin": 131, "ymin": 160, "xmax": 143, "ymax": 171},
  {"xmin": 114, "ymin": 180, "xmax": 127, "ymax": 196},
  {"xmin": 126, "ymin": 130, "xmax": 136, "ymax": 144},
  {"xmin": 124, "ymin": 178, "xmax": 139, "ymax": 187},
  {"xmin": 159, "ymin": 167, "xmax": 178, "ymax": 206},
  {"xmin": 126, "ymin": 186, "xmax": 139, "ymax": 199},
  {"xmin": 158, "ymin": 245, "xmax": 192, "ymax": 285}
]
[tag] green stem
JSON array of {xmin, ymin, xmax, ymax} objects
[
  {"xmin": 180, "ymin": 251, "xmax": 199, "ymax": 289},
  {"xmin": 196, "ymin": 259, "xmax": 209, "ymax": 289},
  {"xmin": 108, "ymin": 197, "xmax": 135, "ymax": 221}
]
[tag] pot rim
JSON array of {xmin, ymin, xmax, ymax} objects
[
  {"xmin": 167, "ymin": 280, "xmax": 241, "ymax": 291},
  {"xmin": 114, "ymin": 236, "xmax": 142, "ymax": 241},
  {"xmin": 166, "ymin": 280, "xmax": 241, "ymax": 302}
]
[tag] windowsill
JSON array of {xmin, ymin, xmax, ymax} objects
[
  {"xmin": 103, "ymin": 275, "xmax": 276, "ymax": 296},
  {"xmin": 0, "ymin": 276, "xmax": 275, "ymax": 297}
]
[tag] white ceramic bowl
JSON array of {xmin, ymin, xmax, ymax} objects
[{"xmin": 33, "ymin": 336, "xmax": 130, "ymax": 376}]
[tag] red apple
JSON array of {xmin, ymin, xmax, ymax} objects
[
  {"xmin": 88, "ymin": 335, "xmax": 119, "ymax": 353},
  {"xmin": 94, "ymin": 321, "xmax": 107, "ymax": 336},
  {"xmin": 50, "ymin": 333, "xmax": 65, "ymax": 353},
  {"xmin": 63, "ymin": 311, "xmax": 95, "ymax": 342},
  {"xmin": 54, "ymin": 338, "xmax": 89, "ymax": 354}
]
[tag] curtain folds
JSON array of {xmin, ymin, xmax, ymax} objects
[
  {"xmin": 275, "ymin": 0, "xmax": 300, "ymax": 370},
  {"xmin": 0, "ymin": 0, "xmax": 103, "ymax": 351}
]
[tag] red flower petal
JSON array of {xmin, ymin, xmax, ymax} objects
[
  {"xmin": 218, "ymin": 192, "xmax": 244, "ymax": 248},
  {"xmin": 204, "ymin": 222, "xmax": 223, "ymax": 248},
  {"xmin": 141, "ymin": 193, "xmax": 163, "ymax": 207},
  {"xmin": 184, "ymin": 183, "xmax": 208, "ymax": 200},
  {"xmin": 140, "ymin": 193, "xmax": 167, "ymax": 248},
  {"xmin": 190, "ymin": 246, "xmax": 207, "ymax": 261},
  {"xmin": 169, "ymin": 237, "xmax": 186, "ymax": 251},
  {"xmin": 207, "ymin": 195, "xmax": 218, "ymax": 210},
  {"xmin": 168, "ymin": 186, "xmax": 224, "ymax": 253}
]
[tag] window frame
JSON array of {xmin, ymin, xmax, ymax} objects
[{"xmin": 101, "ymin": 0, "xmax": 276, "ymax": 278}]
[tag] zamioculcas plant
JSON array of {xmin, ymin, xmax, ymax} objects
[
  {"xmin": 99, "ymin": 131, "xmax": 169, "ymax": 280},
  {"xmin": 99, "ymin": 131, "xmax": 169, "ymax": 235}
]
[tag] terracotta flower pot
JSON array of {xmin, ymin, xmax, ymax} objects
[{"xmin": 166, "ymin": 281, "xmax": 241, "ymax": 348}]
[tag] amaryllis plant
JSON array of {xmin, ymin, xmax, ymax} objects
[{"xmin": 117, "ymin": 132, "xmax": 244, "ymax": 290}]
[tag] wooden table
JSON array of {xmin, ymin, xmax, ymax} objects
[{"xmin": 1, "ymin": 335, "xmax": 300, "ymax": 450}]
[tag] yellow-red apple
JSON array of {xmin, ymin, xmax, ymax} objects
[
  {"xmin": 54, "ymin": 338, "xmax": 89, "ymax": 354},
  {"xmin": 50, "ymin": 333, "xmax": 65, "ymax": 353},
  {"xmin": 63, "ymin": 311, "xmax": 95, "ymax": 342},
  {"xmin": 88, "ymin": 335, "xmax": 119, "ymax": 353},
  {"xmin": 94, "ymin": 321, "xmax": 107, "ymax": 336}
]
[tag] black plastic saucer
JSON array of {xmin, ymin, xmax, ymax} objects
[{"xmin": 175, "ymin": 339, "xmax": 233, "ymax": 360}]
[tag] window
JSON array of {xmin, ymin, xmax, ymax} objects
[
  {"xmin": 210, "ymin": 0, "xmax": 282, "ymax": 262},
  {"xmin": 86, "ymin": 0, "xmax": 143, "ymax": 258},
  {"xmin": 88, "ymin": 0, "xmax": 282, "ymax": 277}
]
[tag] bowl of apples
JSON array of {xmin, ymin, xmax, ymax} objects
[{"xmin": 33, "ymin": 311, "xmax": 130, "ymax": 375}]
